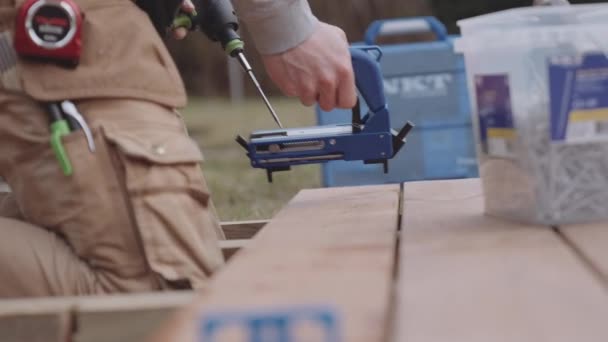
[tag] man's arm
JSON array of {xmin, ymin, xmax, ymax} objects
[
  {"xmin": 234, "ymin": 0, "xmax": 357, "ymax": 111},
  {"xmin": 232, "ymin": 0, "xmax": 319, "ymax": 55}
]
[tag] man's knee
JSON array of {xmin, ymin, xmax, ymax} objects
[{"xmin": 0, "ymin": 217, "xmax": 101, "ymax": 297}]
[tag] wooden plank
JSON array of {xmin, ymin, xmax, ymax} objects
[
  {"xmin": 151, "ymin": 185, "xmax": 401, "ymax": 342},
  {"xmin": 560, "ymin": 223, "xmax": 608, "ymax": 286},
  {"xmin": 73, "ymin": 292, "xmax": 194, "ymax": 342},
  {"xmin": 0, "ymin": 292, "xmax": 194, "ymax": 342},
  {"xmin": 0, "ymin": 297, "xmax": 73, "ymax": 342},
  {"xmin": 219, "ymin": 239, "xmax": 248, "ymax": 261},
  {"xmin": 394, "ymin": 179, "xmax": 608, "ymax": 342},
  {"xmin": 220, "ymin": 220, "xmax": 267, "ymax": 240},
  {"xmin": 0, "ymin": 315, "xmax": 71, "ymax": 342}
]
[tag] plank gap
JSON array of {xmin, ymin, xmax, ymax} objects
[
  {"xmin": 396, "ymin": 183, "xmax": 404, "ymax": 234},
  {"xmin": 151, "ymin": 185, "xmax": 401, "ymax": 342},
  {"xmin": 554, "ymin": 226, "xmax": 608, "ymax": 293},
  {"xmin": 69, "ymin": 307, "xmax": 78, "ymax": 340},
  {"xmin": 394, "ymin": 179, "xmax": 608, "ymax": 342},
  {"xmin": 383, "ymin": 183, "xmax": 405, "ymax": 342}
]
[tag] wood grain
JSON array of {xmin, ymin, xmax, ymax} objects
[
  {"xmin": 151, "ymin": 185, "xmax": 401, "ymax": 342},
  {"xmin": 394, "ymin": 179, "xmax": 608, "ymax": 342}
]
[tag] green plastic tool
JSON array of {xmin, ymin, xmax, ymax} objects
[{"xmin": 50, "ymin": 119, "xmax": 73, "ymax": 176}]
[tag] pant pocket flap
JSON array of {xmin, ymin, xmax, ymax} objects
[{"xmin": 103, "ymin": 126, "xmax": 203, "ymax": 165}]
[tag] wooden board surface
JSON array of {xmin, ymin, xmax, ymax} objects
[
  {"xmin": 560, "ymin": 223, "xmax": 608, "ymax": 286},
  {"xmin": 75, "ymin": 309, "xmax": 175, "ymax": 342},
  {"xmin": 394, "ymin": 179, "xmax": 608, "ymax": 342},
  {"xmin": 0, "ymin": 297, "xmax": 73, "ymax": 342},
  {"xmin": 0, "ymin": 292, "xmax": 195, "ymax": 342},
  {"xmin": 152, "ymin": 184, "xmax": 402, "ymax": 342},
  {"xmin": 0, "ymin": 314, "xmax": 71, "ymax": 342},
  {"xmin": 75, "ymin": 292, "xmax": 195, "ymax": 342},
  {"xmin": 220, "ymin": 220, "xmax": 267, "ymax": 240},
  {"xmin": 219, "ymin": 239, "xmax": 249, "ymax": 261}
]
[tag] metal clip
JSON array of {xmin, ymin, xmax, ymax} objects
[{"xmin": 60, "ymin": 100, "xmax": 96, "ymax": 152}]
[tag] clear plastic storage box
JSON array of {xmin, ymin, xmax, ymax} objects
[{"xmin": 456, "ymin": 4, "xmax": 608, "ymax": 225}]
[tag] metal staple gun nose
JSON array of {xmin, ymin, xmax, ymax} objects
[{"xmin": 236, "ymin": 46, "xmax": 414, "ymax": 182}]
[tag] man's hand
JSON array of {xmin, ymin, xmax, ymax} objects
[
  {"xmin": 173, "ymin": 0, "xmax": 196, "ymax": 40},
  {"xmin": 261, "ymin": 23, "xmax": 357, "ymax": 111}
]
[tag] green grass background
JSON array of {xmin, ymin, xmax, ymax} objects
[{"xmin": 181, "ymin": 98, "xmax": 322, "ymax": 221}]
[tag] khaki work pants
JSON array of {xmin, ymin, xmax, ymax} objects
[{"xmin": 0, "ymin": 90, "xmax": 224, "ymax": 298}]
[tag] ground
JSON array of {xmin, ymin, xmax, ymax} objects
[{"xmin": 181, "ymin": 97, "xmax": 322, "ymax": 221}]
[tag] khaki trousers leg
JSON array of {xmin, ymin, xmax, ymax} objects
[
  {"xmin": 0, "ymin": 216, "xmax": 103, "ymax": 297},
  {"xmin": 0, "ymin": 90, "xmax": 224, "ymax": 298}
]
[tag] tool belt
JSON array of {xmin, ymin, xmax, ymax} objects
[{"xmin": 0, "ymin": 0, "xmax": 187, "ymax": 108}]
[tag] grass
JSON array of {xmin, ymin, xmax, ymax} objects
[{"xmin": 181, "ymin": 97, "xmax": 322, "ymax": 221}]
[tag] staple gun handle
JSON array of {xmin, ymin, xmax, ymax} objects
[{"xmin": 350, "ymin": 47, "xmax": 386, "ymax": 113}]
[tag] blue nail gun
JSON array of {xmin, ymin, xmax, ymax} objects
[{"xmin": 236, "ymin": 46, "xmax": 414, "ymax": 182}]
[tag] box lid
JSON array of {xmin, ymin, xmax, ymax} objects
[
  {"xmin": 376, "ymin": 37, "xmax": 464, "ymax": 76},
  {"xmin": 458, "ymin": 4, "xmax": 608, "ymax": 36}
]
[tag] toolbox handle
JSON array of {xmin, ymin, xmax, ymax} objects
[
  {"xmin": 364, "ymin": 16, "xmax": 447, "ymax": 45},
  {"xmin": 350, "ymin": 47, "xmax": 386, "ymax": 113}
]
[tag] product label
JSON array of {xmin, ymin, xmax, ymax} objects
[
  {"xmin": 549, "ymin": 53, "xmax": 608, "ymax": 142},
  {"xmin": 383, "ymin": 73, "xmax": 453, "ymax": 98},
  {"xmin": 475, "ymin": 74, "xmax": 516, "ymax": 157}
]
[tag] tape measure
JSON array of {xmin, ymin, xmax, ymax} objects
[{"xmin": 14, "ymin": 0, "xmax": 83, "ymax": 65}]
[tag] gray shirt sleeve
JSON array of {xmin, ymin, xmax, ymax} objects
[{"xmin": 233, "ymin": 0, "xmax": 319, "ymax": 55}]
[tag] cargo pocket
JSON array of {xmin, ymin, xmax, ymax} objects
[
  {"xmin": 102, "ymin": 123, "xmax": 224, "ymax": 287},
  {"xmin": 5, "ymin": 126, "xmax": 129, "ymax": 260},
  {"xmin": 7, "ymin": 131, "xmax": 89, "ymax": 228}
]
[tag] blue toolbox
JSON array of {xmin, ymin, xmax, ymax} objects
[{"xmin": 316, "ymin": 16, "xmax": 479, "ymax": 187}]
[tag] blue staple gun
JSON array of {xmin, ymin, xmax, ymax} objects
[{"xmin": 236, "ymin": 46, "xmax": 414, "ymax": 182}]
